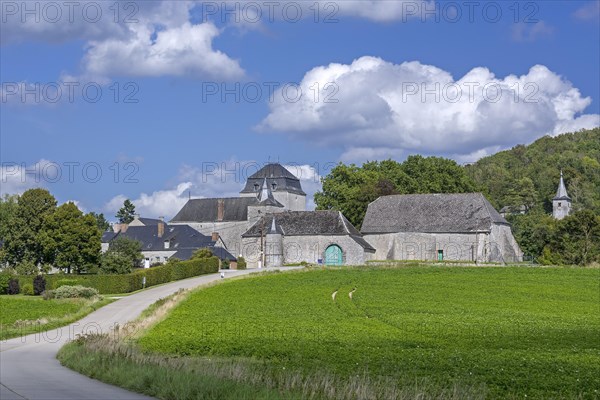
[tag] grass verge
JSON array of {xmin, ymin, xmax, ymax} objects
[{"xmin": 0, "ymin": 295, "xmax": 113, "ymax": 340}]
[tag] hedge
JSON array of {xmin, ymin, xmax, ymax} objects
[{"xmin": 12, "ymin": 257, "xmax": 219, "ymax": 295}]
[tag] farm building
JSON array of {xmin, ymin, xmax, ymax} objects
[
  {"xmin": 170, "ymin": 163, "xmax": 374, "ymax": 267},
  {"xmin": 361, "ymin": 193, "xmax": 523, "ymax": 263},
  {"xmin": 102, "ymin": 215, "xmax": 235, "ymax": 267}
]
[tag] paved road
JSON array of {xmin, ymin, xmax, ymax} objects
[{"xmin": 0, "ymin": 268, "xmax": 282, "ymax": 400}]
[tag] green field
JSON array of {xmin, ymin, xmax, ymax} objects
[
  {"xmin": 0, "ymin": 295, "xmax": 111, "ymax": 339},
  {"xmin": 137, "ymin": 267, "xmax": 600, "ymax": 398}
]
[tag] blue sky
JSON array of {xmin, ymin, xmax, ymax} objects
[{"xmin": 1, "ymin": 0, "xmax": 599, "ymax": 219}]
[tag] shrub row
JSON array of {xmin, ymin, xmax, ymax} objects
[
  {"xmin": 9, "ymin": 257, "xmax": 219, "ymax": 295},
  {"xmin": 44, "ymin": 285, "xmax": 100, "ymax": 300}
]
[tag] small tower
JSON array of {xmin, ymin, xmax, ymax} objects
[
  {"xmin": 552, "ymin": 171, "xmax": 572, "ymax": 220},
  {"xmin": 265, "ymin": 217, "xmax": 283, "ymax": 267}
]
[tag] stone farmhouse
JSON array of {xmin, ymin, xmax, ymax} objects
[
  {"xmin": 102, "ymin": 215, "xmax": 235, "ymax": 267},
  {"xmin": 170, "ymin": 164, "xmax": 374, "ymax": 267},
  {"xmin": 106, "ymin": 163, "xmax": 523, "ymax": 267},
  {"xmin": 361, "ymin": 193, "xmax": 523, "ymax": 263}
]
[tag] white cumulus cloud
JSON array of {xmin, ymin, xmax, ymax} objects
[{"xmin": 259, "ymin": 57, "xmax": 600, "ymax": 162}]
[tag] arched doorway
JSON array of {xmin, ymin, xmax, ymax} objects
[{"xmin": 325, "ymin": 244, "xmax": 343, "ymax": 266}]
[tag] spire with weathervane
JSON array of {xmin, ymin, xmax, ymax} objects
[{"xmin": 552, "ymin": 170, "xmax": 572, "ymax": 220}]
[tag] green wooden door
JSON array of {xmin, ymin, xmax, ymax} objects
[
  {"xmin": 325, "ymin": 245, "xmax": 343, "ymax": 266},
  {"xmin": 438, "ymin": 250, "xmax": 444, "ymax": 261}
]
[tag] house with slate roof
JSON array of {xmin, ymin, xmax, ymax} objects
[
  {"xmin": 170, "ymin": 163, "xmax": 375, "ymax": 266},
  {"xmin": 361, "ymin": 193, "xmax": 522, "ymax": 263},
  {"xmin": 102, "ymin": 215, "xmax": 235, "ymax": 267},
  {"xmin": 242, "ymin": 211, "xmax": 375, "ymax": 267}
]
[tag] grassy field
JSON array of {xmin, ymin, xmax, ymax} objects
[
  {"xmin": 0, "ymin": 295, "xmax": 112, "ymax": 340},
  {"xmin": 60, "ymin": 266, "xmax": 600, "ymax": 399}
]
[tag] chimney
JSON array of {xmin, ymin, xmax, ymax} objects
[
  {"xmin": 211, "ymin": 232, "xmax": 220, "ymax": 242},
  {"xmin": 134, "ymin": 213, "xmax": 140, "ymax": 221},
  {"xmin": 113, "ymin": 223, "xmax": 121, "ymax": 233},
  {"xmin": 217, "ymin": 199, "xmax": 224, "ymax": 222},
  {"xmin": 158, "ymin": 216, "xmax": 164, "ymax": 238}
]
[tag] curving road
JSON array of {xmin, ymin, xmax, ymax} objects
[{"xmin": 0, "ymin": 268, "xmax": 279, "ymax": 400}]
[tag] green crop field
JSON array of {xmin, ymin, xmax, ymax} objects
[
  {"xmin": 0, "ymin": 295, "xmax": 111, "ymax": 339},
  {"xmin": 138, "ymin": 267, "xmax": 600, "ymax": 398}
]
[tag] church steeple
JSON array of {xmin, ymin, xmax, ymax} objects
[{"xmin": 552, "ymin": 170, "xmax": 571, "ymax": 220}]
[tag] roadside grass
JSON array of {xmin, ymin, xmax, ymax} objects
[
  {"xmin": 0, "ymin": 295, "xmax": 113, "ymax": 340},
  {"xmin": 60, "ymin": 266, "xmax": 600, "ymax": 399}
]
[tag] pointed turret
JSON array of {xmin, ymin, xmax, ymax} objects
[
  {"xmin": 552, "ymin": 170, "xmax": 572, "ymax": 220},
  {"xmin": 553, "ymin": 171, "xmax": 571, "ymax": 201}
]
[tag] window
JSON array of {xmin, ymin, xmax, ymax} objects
[
  {"xmin": 254, "ymin": 183, "xmax": 259, "ymax": 191},
  {"xmin": 558, "ymin": 202, "xmax": 562, "ymax": 207},
  {"xmin": 271, "ymin": 183, "xmax": 277, "ymax": 190}
]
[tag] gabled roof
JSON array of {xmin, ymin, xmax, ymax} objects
[
  {"xmin": 242, "ymin": 211, "xmax": 375, "ymax": 251},
  {"xmin": 240, "ymin": 163, "xmax": 306, "ymax": 196},
  {"xmin": 361, "ymin": 193, "xmax": 509, "ymax": 234},
  {"xmin": 101, "ymin": 223, "xmax": 232, "ymax": 260},
  {"xmin": 553, "ymin": 171, "xmax": 571, "ymax": 201},
  {"xmin": 171, "ymin": 197, "xmax": 260, "ymax": 223},
  {"xmin": 171, "ymin": 246, "xmax": 236, "ymax": 262}
]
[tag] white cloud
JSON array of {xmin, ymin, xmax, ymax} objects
[
  {"xmin": 104, "ymin": 182, "xmax": 192, "ymax": 220},
  {"xmin": 259, "ymin": 57, "xmax": 600, "ymax": 163},
  {"xmin": 0, "ymin": 159, "xmax": 58, "ymax": 196},
  {"xmin": 573, "ymin": 1, "xmax": 600, "ymax": 21},
  {"xmin": 2, "ymin": 1, "xmax": 244, "ymax": 82},
  {"xmin": 83, "ymin": 21, "xmax": 244, "ymax": 80},
  {"xmin": 512, "ymin": 21, "xmax": 554, "ymax": 42}
]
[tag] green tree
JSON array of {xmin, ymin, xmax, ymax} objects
[
  {"xmin": 116, "ymin": 199, "xmax": 136, "ymax": 224},
  {"xmin": 40, "ymin": 202, "xmax": 101, "ymax": 274},
  {"xmin": 540, "ymin": 210, "xmax": 600, "ymax": 266},
  {"xmin": 0, "ymin": 194, "xmax": 18, "ymax": 240},
  {"xmin": 99, "ymin": 251, "xmax": 133, "ymax": 274},
  {"xmin": 3, "ymin": 188, "xmax": 57, "ymax": 266},
  {"xmin": 105, "ymin": 237, "xmax": 143, "ymax": 269},
  {"xmin": 315, "ymin": 157, "xmax": 476, "ymax": 228},
  {"xmin": 89, "ymin": 212, "xmax": 111, "ymax": 232}
]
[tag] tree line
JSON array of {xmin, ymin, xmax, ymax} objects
[
  {"xmin": 315, "ymin": 129, "xmax": 600, "ymax": 265},
  {"xmin": 0, "ymin": 189, "xmax": 143, "ymax": 275}
]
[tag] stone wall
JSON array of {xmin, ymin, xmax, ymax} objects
[
  {"xmin": 241, "ymin": 235, "xmax": 373, "ymax": 267},
  {"xmin": 364, "ymin": 226, "xmax": 522, "ymax": 263}
]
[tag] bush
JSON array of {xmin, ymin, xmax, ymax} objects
[
  {"xmin": 191, "ymin": 248, "xmax": 213, "ymax": 259},
  {"xmin": 8, "ymin": 278, "xmax": 20, "ymax": 295},
  {"xmin": 21, "ymin": 283, "xmax": 34, "ymax": 296},
  {"xmin": 222, "ymin": 258, "xmax": 230, "ymax": 270},
  {"xmin": 0, "ymin": 272, "xmax": 12, "ymax": 294},
  {"xmin": 36, "ymin": 256, "xmax": 220, "ymax": 294},
  {"xmin": 237, "ymin": 257, "xmax": 247, "ymax": 270},
  {"xmin": 56, "ymin": 279, "xmax": 81, "ymax": 288},
  {"xmin": 45, "ymin": 285, "xmax": 99, "ymax": 300},
  {"xmin": 15, "ymin": 260, "xmax": 39, "ymax": 275},
  {"xmin": 33, "ymin": 275, "xmax": 46, "ymax": 295}
]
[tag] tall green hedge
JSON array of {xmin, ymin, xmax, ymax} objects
[{"xmin": 13, "ymin": 257, "xmax": 219, "ymax": 294}]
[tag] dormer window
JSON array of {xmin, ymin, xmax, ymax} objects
[
  {"xmin": 254, "ymin": 183, "xmax": 259, "ymax": 191},
  {"xmin": 271, "ymin": 183, "xmax": 277, "ymax": 190}
]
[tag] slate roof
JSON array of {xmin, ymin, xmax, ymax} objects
[
  {"xmin": 172, "ymin": 246, "xmax": 236, "ymax": 262},
  {"xmin": 240, "ymin": 163, "xmax": 306, "ymax": 196},
  {"xmin": 361, "ymin": 193, "xmax": 509, "ymax": 234},
  {"xmin": 102, "ymin": 223, "xmax": 233, "ymax": 260},
  {"xmin": 553, "ymin": 172, "xmax": 571, "ymax": 201},
  {"xmin": 242, "ymin": 211, "xmax": 375, "ymax": 251},
  {"xmin": 137, "ymin": 217, "xmax": 163, "ymax": 226},
  {"xmin": 171, "ymin": 197, "xmax": 260, "ymax": 222}
]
